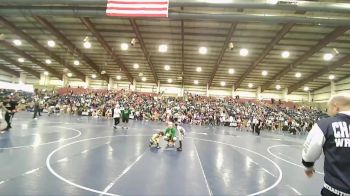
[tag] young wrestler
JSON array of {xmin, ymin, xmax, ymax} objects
[
  {"xmin": 164, "ymin": 122, "xmax": 177, "ymax": 147},
  {"xmin": 149, "ymin": 131, "xmax": 164, "ymax": 149}
]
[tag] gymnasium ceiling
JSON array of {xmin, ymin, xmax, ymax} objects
[{"xmin": 0, "ymin": 0, "xmax": 350, "ymax": 93}]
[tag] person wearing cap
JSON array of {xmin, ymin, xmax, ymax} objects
[{"xmin": 302, "ymin": 93, "xmax": 350, "ymax": 195}]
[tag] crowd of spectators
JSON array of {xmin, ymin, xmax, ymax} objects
[{"xmin": 0, "ymin": 88, "xmax": 327, "ymax": 134}]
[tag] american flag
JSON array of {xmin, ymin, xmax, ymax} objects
[{"xmin": 106, "ymin": 0, "xmax": 169, "ymax": 17}]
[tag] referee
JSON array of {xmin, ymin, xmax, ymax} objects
[{"xmin": 302, "ymin": 93, "xmax": 350, "ymax": 196}]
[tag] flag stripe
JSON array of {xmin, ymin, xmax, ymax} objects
[
  {"xmin": 106, "ymin": 13, "xmax": 167, "ymax": 17},
  {"xmin": 107, "ymin": 4, "xmax": 168, "ymax": 8},
  {"xmin": 107, "ymin": 7, "xmax": 167, "ymax": 11},
  {"xmin": 107, "ymin": 1, "xmax": 168, "ymax": 5},
  {"xmin": 106, "ymin": 0, "xmax": 168, "ymax": 18}
]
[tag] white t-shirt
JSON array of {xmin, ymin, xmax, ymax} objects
[{"xmin": 113, "ymin": 108, "xmax": 121, "ymax": 118}]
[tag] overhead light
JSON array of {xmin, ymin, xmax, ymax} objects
[
  {"xmin": 121, "ymin": 43, "xmax": 129, "ymax": 51},
  {"xmin": 116, "ymin": 75, "xmax": 121, "ymax": 80},
  {"xmin": 262, "ymin": 70, "xmax": 268, "ymax": 76},
  {"xmin": 167, "ymin": 79, "xmax": 172, "ymax": 83},
  {"xmin": 133, "ymin": 64, "xmax": 139, "ymax": 69},
  {"xmin": 159, "ymin": 44, "xmax": 168, "ymax": 53},
  {"xmin": 276, "ymin": 85, "xmax": 281, "ymax": 90},
  {"xmin": 229, "ymin": 42, "xmax": 234, "ymax": 50},
  {"xmin": 141, "ymin": 77, "xmax": 147, "ymax": 82},
  {"xmin": 47, "ymin": 40, "xmax": 55, "ymax": 47},
  {"xmin": 18, "ymin": 58, "xmax": 25, "ymax": 63},
  {"xmin": 196, "ymin": 67, "xmax": 202, "ymax": 72},
  {"xmin": 45, "ymin": 59, "xmax": 52, "ymax": 64},
  {"xmin": 323, "ymin": 53, "xmax": 333, "ymax": 61},
  {"xmin": 101, "ymin": 70, "xmax": 106, "ymax": 75},
  {"xmin": 329, "ymin": 74, "xmax": 335, "ymax": 80},
  {"xmin": 220, "ymin": 81, "xmax": 226, "ymax": 86},
  {"xmin": 199, "ymin": 47, "xmax": 207, "ymax": 54},
  {"xmin": 295, "ymin": 72, "xmax": 302, "ymax": 78},
  {"xmin": 267, "ymin": 0, "xmax": 278, "ymax": 4},
  {"xmin": 13, "ymin": 39, "xmax": 22, "ymax": 46},
  {"xmin": 91, "ymin": 74, "xmax": 96, "ymax": 79},
  {"xmin": 248, "ymin": 83, "xmax": 253, "ymax": 88},
  {"xmin": 67, "ymin": 73, "xmax": 73, "ymax": 77},
  {"xmin": 130, "ymin": 38, "xmax": 136, "ymax": 46},
  {"xmin": 164, "ymin": 65, "xmax": 170, "ymax": 71},
  {"xmin": 333, "ymin": 48, "xmax": 339, "ymax": 55},
  {"xmin": 240, "ymin": 48, "xmax": 249, "ymax": 56},
  {"xmin": 43, "ymin": 71, "xmax": 49, "ymax": 76},
  {"xmin": 194, "ymin": 80, "xmax": 199, "ymax": 85},
  {"xmin": 281, "ymin": 51, "xmax": 290, "ymax": 58},
  {"xmin": 74, "ymin": 60, "xmax": 80, "ymax": 66},
  {"xmin": 84, "ymin": 41, "xmax": 91, "ymax": 49},
  {"xmin": 304, "ymin": 86, "xmax": 309, "ymax": 91},
  {"xmin": 139, "ymin": 73, "xmax": 144, "ymax": 77},
  {"xmin": 228, "ymin": 68, "xmax": 235, "ymax": 74}
]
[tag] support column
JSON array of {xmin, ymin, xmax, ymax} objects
[
  {"xmin": 308, "ymin": 91, "xmax": 312, "ymax": 103},
  {"xmin": 283, "ymin": 88, "xmax": 289, "ymax": 102},
  {"xmin": 62, "ymin": 75, "xmax": 69, "ymax": 87},
  {"xmin": 11, "ymin": 76, "xmax": 17, "ymax": 84},
  {"xmin": 231, "ymin": 85, "xmax": 235, "ymax": 98},
  {"xmin": 206, "ymin": 83, "xmax": 209, "ymax": 97},
  {"xmin": 84, "ymin": 76, "xmax": 90, "ymax": 88},
  {"xmin": 157, "ymin": 81, "xmax": 160, "ymax": 94},
  {"xmin": 256, "ymin": 86, "xmax": 262, "ymax": 100},
  {"xmin": 19, "ymin": 72, "xmax": 26, "ymax": 84},
  {"xmin": 130, "ymin": 79, "xmax": 136, "ymax": 92},
  {"xmin": 40, "ymin": 73, "xmax": 50, "ymax": 86},
  {"xmin": 330, "ymin": 80, "xmax": 336, "ymax": 97},
  {"xmin": 108, "ymin": 77, "xmax": 114, "ymax": 90}
]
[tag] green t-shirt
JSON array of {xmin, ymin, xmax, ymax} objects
[
  {"xmin": 122, "ymin": 109, "xmax": 131, "ymax": 119},
  {"xmin": 165, "ymin": 127, "xmax": 176, "ymax": 138}
]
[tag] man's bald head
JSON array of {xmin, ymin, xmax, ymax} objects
[{"xmin": 327, "ymin": 93, "xmax": 350, "ymax": 116}]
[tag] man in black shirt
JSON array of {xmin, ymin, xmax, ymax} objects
[{"xmin": 3, "ymin": 96, "xmax": 18, "ymax": 130}]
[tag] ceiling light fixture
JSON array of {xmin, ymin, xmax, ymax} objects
[
  {"xmin": 45, "ymin": 59, "xmax": 52, "ymax": 64},
  {"xmin": 133, "ymin": 63, "xmax": 139, "ymax": 69},
  {"xmin": 73, "ymin": 60, "xmax": 80, "ymax": 66},
  {"xmin": 304, "ymin": 86, "xmax": 309, "ymax": 91},
  {"xmin": 159, "ymin": 44, "xmax": 168, "ymax": 53},
  {"xmin": 167, "ymin": 79, "xmax": 172, "ymax": 83},
  {"xmin": 276, "ymin": 85, "xmax": 281, "ymax": 90},
  {"xmin": 199, "ymin": 47, "xmax": 207, "ymax": 54},
  {"xmin": 13, "ymin": 39, "xmax": 22, "ymax": 46},
  {"xmin": 141, "ymin": 77, "xmax": 147, "ymax": 82},
  {"xmin": 121, "ymin": 43, "xmax": 129, "ymax": 51},
  {"xmin": 194, "ymin": 80, "xmax": 199, "ymax": 85},
  {"xmin": 47, "ymin": 40, "xmax": 55, "ymax": 47},
  {"xmin": 91, "ymin": 74, "xmax": 96, "ymax": 79},
  {"xmin": 220, "ymin": 81, "xmax": 226, "ymax": 86},
  {"xmin": 262, "ymin": 70, "xmax": 268, "ymax": 76},
  {"xmin": 196, "ymin": 67, "xmax": 202, "ymax": 72},
  {"xmin": 18, "ymin": 58, "xmax": 25, "ymax": 63},
  {"xmin": 323, "ymin": 53, "xmax": 333, "ymax": 61},
  {"xmin": 295, "ymin": 72, "xmax": 302, "ymax": 78},
  {"xmin": 281, "ymin": 51, "xmax": 290, "ymax": 58},
  {"xmin": 116, "ymin": 75, "xmax": 122, "ymax": 80},
  {"xmin": 229, "ymin": 68, "xmax": 235, "ymax": 74},
  {"xmin": 164, "ymin": 65, "xmax": 170, "ymax": 71},
  {"xmin": 83, "ymin": 41, "xmax": 91, "ymax": 49},
  {"xmin": 44, "ymin": 71, "xmax": 49, "ymax": 76},
  {"xmin": 329, "ymin": 74, "xmax": 335, "ymax": 80},
  {"xmin": 248, "ymin": 83, "xmax": 253, "ymax": 88},
  {"xmin": 67, "ymin": 73, "xmax": 73, "ymax": 77},
  {"xmin": 240, "ymin": 48, "xmax": 249, "ymax": 56}
]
